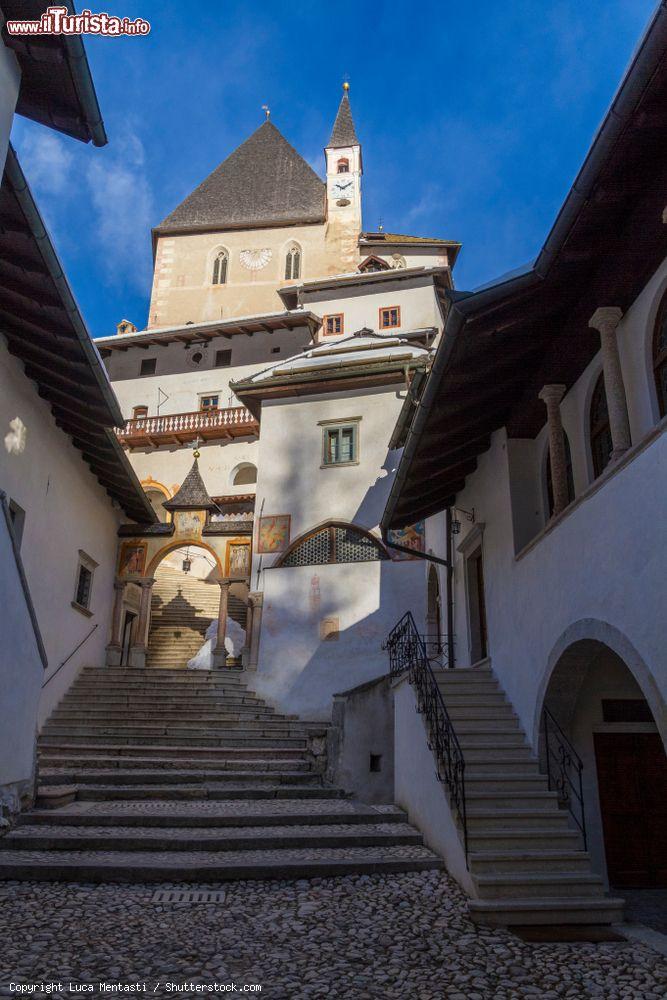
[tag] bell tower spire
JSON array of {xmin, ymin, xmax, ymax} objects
[{"xmin": 325, "ymin": 82, "xmax": 362, "ymax": 270}]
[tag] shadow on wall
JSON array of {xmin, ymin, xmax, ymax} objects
[{"xmin": 252, "ymin": 555, "xmax": 426, "ymax": 721}]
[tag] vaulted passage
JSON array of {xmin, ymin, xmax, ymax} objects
[{"xmin": 541, "ymin": 639, "xmax": 667, "ymax": 889}]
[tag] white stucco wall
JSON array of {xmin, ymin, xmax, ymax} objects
[
  {"xmin": 0, "ymin": 503, "xmax": 43, "ymax": 815},
  {"xmin": 0, "ymin": 344, "xmax": 123, "ymax": 725},
  {"xmin": 445, "ymin": 257, "xmax": 667, "ymax": 749},
  {"xmin": 0, "ymin": 40, "xmax": 20, "ymax": 178},
  {"xmin": 253, "ymin": 558, "xmax": 424, "ymax": 719},
  {"xmin": 300, "ymin": 274, "xmax": 443, "ymax": 340}
]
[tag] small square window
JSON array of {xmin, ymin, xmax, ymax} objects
[
  {"xmin": 323, "ymin": 314, "xmax": 344, "ymax": 337},
  {"xmin": 72, "ymin": 551, "xmax": 98, "ymax": 615},
  {"xmin": 140, "ymin": 358, "xmax": 157, "ymax": 377},
  {"xmin": 215, "ymin": 349, "xmax": 232, "ymax": 368},
  {"xmin": 322, "ymin": 424, "xmax": 358, "ymax": 466},
  {"xmin": 379, "ymin": 306, "xmax": 401, "ymax": 329},
  {"xmin": 369, "ymin": 753, "xmax": 382, "ymax": 773},
  {"xmin": 200, "ymin": 395, "xmax": 219, "ymax": 412},
  {"xmin": 132, "ymin": 405, "xmax": 148, "ymax": 419},
  {"xmin": 271, "ymin": 346, "xmax": 281, "ymax": 354}
]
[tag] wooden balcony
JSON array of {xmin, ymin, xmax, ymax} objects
[{"xmin": 116, "ymin": 406, "xmax": 259, "ymax": 449}]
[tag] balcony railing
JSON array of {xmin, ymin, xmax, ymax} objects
[{"xmin": 116, "ymin": 406, "xmax": 259, "ymax": 448}]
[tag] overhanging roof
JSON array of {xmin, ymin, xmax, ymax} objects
[
  {"xmin": 96, "ymin": 310, "xmax": 322, "ymax": 354},
  {"xmin": 278, "ymin": 265, "xmax": 453, "ymax": 310},
  {"xmin": 382, "ymin": 2, "xmax": 667, "ymax": 531},
  {"xmin": 359, "ymin": 231, "xmax": 462, "ymax": 266},
  {"xmin": 2, "ymin": 1, "xmax": 107, "ymax": 146},
  {"xmin": 0, "ymin": 146, "xmax": 155, "ymax": 523}
]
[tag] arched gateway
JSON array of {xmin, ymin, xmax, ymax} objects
[
  {"xmin": 538, "ymin": 622, "xmax": 667, "ymax": 889},
  {"xmin": 106, "ymin": 458, "xmax": 251, "ymax": 669}
]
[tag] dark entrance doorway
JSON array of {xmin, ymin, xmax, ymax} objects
[
  {"xmin": 121, "ymin": 611, "xmax": 137, "ymax": 666},
  {"xmin": 594, "ymin": 732, "xmax": 667, "ymax": 887}
]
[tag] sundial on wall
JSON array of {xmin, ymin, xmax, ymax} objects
[{"xmin": 239, "ymin": 248, "xmax": 272, "ymax": 271}]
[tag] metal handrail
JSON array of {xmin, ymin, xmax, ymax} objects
[
  {"xmin": 385, "ymin": 612, "xmax": 468, "ymax": 859},
  {"xmin": 542, "ymin": 705, "xmax": 587, "ymax": 850},
  {"xmin": 419, "ymin": 632, "xmax": 452, "ymax": 664},
  {"xmin": 42, "ymin": 623, "xmax": 99, "ymax": 688}
]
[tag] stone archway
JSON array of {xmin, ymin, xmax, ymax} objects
[{"xmin": 537, "ymin": 623, "xmax": 667, "ymax": 889}]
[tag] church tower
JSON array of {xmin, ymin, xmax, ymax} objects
[{"xmin": 324, "ymin": 83, "xmax": 362, "ymax": 273}]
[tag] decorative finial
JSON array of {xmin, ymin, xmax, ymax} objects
[
  {"xmin": 342, "ymin": 81, "xmax": 350, "ymax": 92},
  {"xmin": 378, "ymin": 218, "xmax": 384, "ymax": 233},
  {"xmin": 262, "ymin": 104, "xmax": 270, "ymax": 120}
]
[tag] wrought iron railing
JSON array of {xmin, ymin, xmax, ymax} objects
[
  {"xmin": 420, "ymin": 632, "xmax": 451, "ymax": 664},
  {"xmin": 542, "ymin": 706, "xmax": 587, "ymax": 850},
  {"xmin": 385, "ymin": 612, "xmax": 468, "ymax": 858}
]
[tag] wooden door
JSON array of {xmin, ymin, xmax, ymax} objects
[{"xmin": 594, "ymin": 732, "xmax": 667, "ymax": 887}]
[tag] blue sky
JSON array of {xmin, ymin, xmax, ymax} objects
[{"xmin": 11, "ymin": 0, "xmax": 657, "ymax": 338}]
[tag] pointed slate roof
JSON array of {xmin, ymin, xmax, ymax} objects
[
  {"xmin": 155, "ymin": 121, "xmax": 326, "ymax": 234},
  {"xmin": 163, "ymin": 459, "xmax": 217, "ymax": 511},
  {"xmin": 328, "ymin": 92, "xmax": 359, "ymax": 148}
]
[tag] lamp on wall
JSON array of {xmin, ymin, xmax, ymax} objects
[
  {"xmin": 182, "ymin": 547, "xmax": 192, "ymax": 574},
  {"xmin": 450, "ymin": 506, "xmax": 475, "ymax": 536}
]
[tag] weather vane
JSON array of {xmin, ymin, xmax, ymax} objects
[{"xmin": 262, "ymin": 104, "xmax": 270, "ymax": 120}]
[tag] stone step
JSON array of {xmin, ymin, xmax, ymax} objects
[
  {"xmin": 464, "ymin": 757, "xmax": 540, "ymax": 776},
  {"xmin": 468, "ymin": 850, "xmax": 593, "ymax": 874},
  {"xmin": 39, "ymin": 769, "xmax": 320, "ymax": 787},
  {"xmin": 39, "ymin": 734, "xmax": 309, "ymax": 749},
  {"xmin": 37, "ymin": 743, "xmax": 307, "ymax": 761},
  {"xmin": 36, "ymin": 784, "xmax": 343, "ymax": 803},
  {"xmin": 71, "ymin": 680, "xmax": 248, "ymax": 692},
  {"xmin": 468, "ymin": 897, "xmax": 625, "ymax": 927},
  {"xmin": 466, "ymin": 809, "xmax": 571, "ymax": 832},
  {"xmin": 437, "ymin": 682, "xmax": 501, "ymax": 697},
  {"xmin": 436, "ymin": 692, "xmax": 507, "ymax": 706},
  {"xmin": 466, "ymin": 828, "xmax": 582, "ymax": 852},
  {"xmin": 456, "ymin": 731, "xmax": 527, "ymax": 748},
  {"xmin": 1, "ymin": 822, "xmax": 422, "ymax": 853},
  {"xmin": 460, "ymin": 745, "xmax": 535, "ymax": 762},
  {"xmin": 450, "ymin": 719, "xmax": 521, "ymax": 733},
  {"xmin": 60, "ymin": 694, "xmax": 268, "ymax": 708},
  {"xmin": 464, "ymin": 774, "xmax": 549, "ymax": 793},
  {"xmin": 20, "ymin": 802, "xmax": 408, "ymax": 829},
  {"xmin": 41, "ymin": 723, "xmax": 313, "ymax": 737},
  {"xmin": 466, "ymin": 791, "xmax": 559, "ymax": 810},
  {"xmin": 49, "ymin": 712, "xmax": 289, "ymax": 725},
  {"xmin": 38, "ymin": 755, "xmax": 311, "ymax": 772},
  {"xmin": 473, "ymin": 872, "xmax": 605, "ymax": 901},
  {"xmin": 80, "ymin": 668, "xmax": 245, "ymax": 682},
  {"xmin": 435, "ymin": 668, "xmax": 493, "ymax": 681},
  {"xmin": 445, "ymin": 705, "xmax": 517, "ymax": 721},
  {"xmin": 0, "ymin": 845, "xmax": 443, "ymax": 884}
]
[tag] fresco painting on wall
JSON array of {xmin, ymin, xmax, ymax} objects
[
  {"xmin": 387, "ymin": 521, "xmax": 425, "ymax": 560},
  {"xmin": 118, "ymin": 543, "xmax": 146, "ymax": 576},
  {"xmin": 227, "ymin": 542, "xmax": 251, "ymax": 577},
  {"xmin": 257, "ymin": 515, "xmax": 291, "ymax": 553}
]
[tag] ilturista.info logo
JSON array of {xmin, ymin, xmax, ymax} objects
[{"xmin": 5, "ymin": 6, "xmax": 150, "ymax": 36}]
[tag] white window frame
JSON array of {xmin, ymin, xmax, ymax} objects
[
  {"xmin": 319, "ymin": 417, "xmax": 361, "ymax": 468},
  {"xmin": 199, "ymin": 392, "xmax": 221, "ymax": 412}
]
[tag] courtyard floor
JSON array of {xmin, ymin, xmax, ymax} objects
[{"xmin": 1, "ymin": 870, "xmax": 666, "ymax": 1000}]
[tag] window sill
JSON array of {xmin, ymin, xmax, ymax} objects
[
  {"xmin": 320, "ymin": 461, "xmax": 360, "ymax": 470},
  {"xmin": 71, "ymin": 601, "xmax": 94, "ymax": 618},
  {"xmin": 515, "ymin": 414, "xmax": 667, "ymax": 562}
]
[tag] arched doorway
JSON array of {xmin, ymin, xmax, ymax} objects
[
  {"xmin": 539, "ymin": 636, "xmax": 667, "ymax": 889},
  {"xmin": 145, "ymin": 545, "xmax": 247, "ymax": 669},
  {"xmin": 426, "ymin": 565, "xmax": 443, "ymax": 658}
]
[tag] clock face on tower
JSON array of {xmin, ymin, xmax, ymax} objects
[{"xmin": 331, "ymin": 177, "xmax": 354, "ymax": 200}]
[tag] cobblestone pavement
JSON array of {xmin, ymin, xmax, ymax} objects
[{"xmin": 1, "ymin": 870, "xmax": 666, "ymax": 1000}]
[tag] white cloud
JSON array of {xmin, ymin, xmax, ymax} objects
[
  {"xmin": 17, "ymin": 130, "xmax": 73, "ymax": 195},
  {"xmin": 85, "ymin": 126, "xmax": 154, "ymax": 291}
]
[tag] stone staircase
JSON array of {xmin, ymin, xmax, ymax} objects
[
  {"xmin": 0, "ymin": 667, "xmax": 441, "ymax": 883},
  {"xmin": 147, "ymin": 570, "xmax": 247, "ymax": 669},
  {"xmin": 434, "ymin": 666, "xmax": 624, "ymax": 926}
]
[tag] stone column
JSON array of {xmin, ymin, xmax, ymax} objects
[
  {"xmin": 212, "ymin": 579, "xmax": 231, "ymax": 669},
  {"xmin": 588, "ymin": 307, "xmax": 631, "ymax": 461},
  {"xmin": 128, "ymin": 577, "xmax": 155, "ymax": 668},
  {"xmin": 247, "ymin": 591, "xmax": 264, "ymax": 671},
  {"xmin": 105, "ymin": 579, "xmax": 126, "ymax": 666},
  {"xmin": 538, "ymin": 384, "xmax": 569, "ymax": 517}
]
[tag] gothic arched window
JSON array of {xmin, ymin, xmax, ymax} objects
[
  {"xmin": 278, "ymin": 522, "xmax": 388, "ymax": 567},
  {"xmin": 545, "ymin": 431, "xmax": 575, "ymax": 517},
  {"xmin": 284, "ymin": 244, "xmax": 301, "ymax": 281},
  {"xmin": 653, "ymin": 291, "xmax": 667, "ymax": 418},
  {"xmin": 590, "ymin": 374, "xmax": 613, "ymax": 478},
  {"xmin": 212, "ymin": 250, "xmax": 228, "ymax": 285},
  {"xmin": 337, "ymin": 158, "xmax": 350, "ymax": 173}
]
